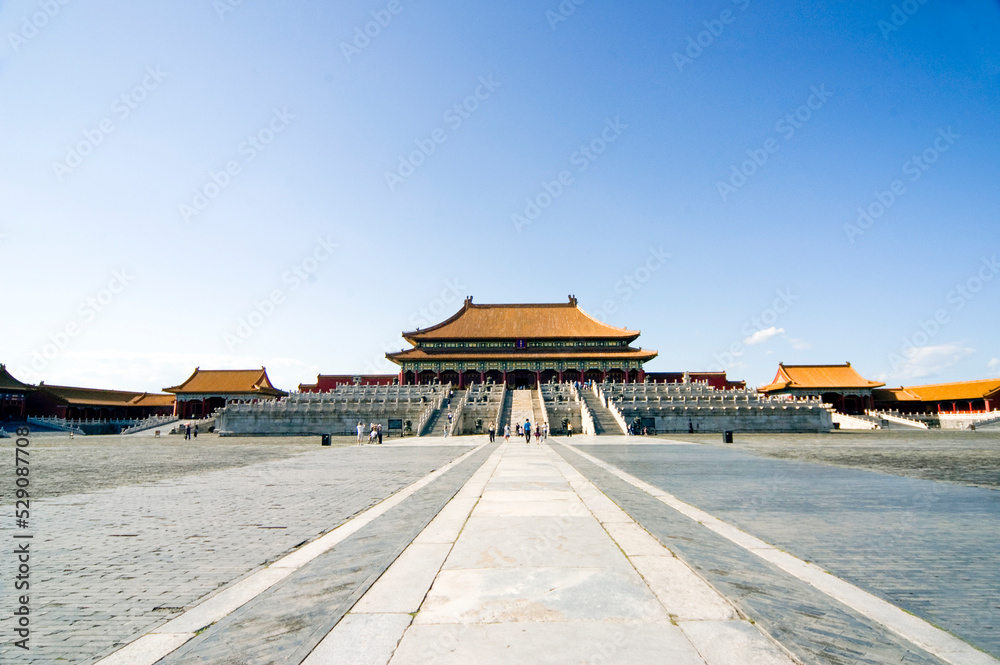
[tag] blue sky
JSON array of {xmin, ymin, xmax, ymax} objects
[{"xmin": 1, "ymin": 0, "xmax": 998, "ymax": 392}]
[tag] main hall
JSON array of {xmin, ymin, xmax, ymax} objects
[{"xmin": 385, "ymin": 295, "xmax": 658, "ymax": 388}]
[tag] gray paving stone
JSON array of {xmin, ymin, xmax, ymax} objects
[
  {"xmin": 155, "ymin": 443, "xmax": 497, "ymax": 665},
  {"xmin": 568, "ymin": 442, "xmax": 1000, "ymax": 660},
  {"xmin": 553, "ymin": 443, "xmax": 954, "ymax": 665},
  {"xmin": 0, "ymin": 444, "xmax": 474, "ymax": 665}
]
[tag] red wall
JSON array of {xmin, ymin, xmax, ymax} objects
[
  {"xmin": 645, "ymin": 372, "xmax": 746, "ymax": 390},
  {"xmin": 299, "ymin": 374, "xmax": 398, "ymax": 392}
]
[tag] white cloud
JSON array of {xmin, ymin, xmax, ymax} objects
[
  {"xmin": 892, "ymin": 343, "xmax": 974, "ymax": 380},
  {"xmin": 989, "ymin": 357, "xmax": 1000, "ymax": 374},
  {"xmin": 744, "ymin": 326, "xmax": 784, "ymax": 346}
]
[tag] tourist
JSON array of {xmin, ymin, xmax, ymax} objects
[
  {"xmin": 370, "ymin": 423, "xmax": 377, "ymax": 444},
  {"xmin": 356, "ymin": 421, "xmax": 364, "ymax": 445},
  {"xmin": 516, "ymin": 424, "xmax": 522, "ymax": 437},
  {"xmin": 488, "ymin": 421, "xmax": 496, "ymax": 442},
  {"xmin": 542, "ymin": 422, "xmax": 548, "ymax": 441},
  {"xmin": 503, "ymin": 423, "xmax": 510, "ymax": 442},
  {"xmin": 534, "ymin": 423, "xmax": 540, "ymax": 444},
  {"xmin": 443, "ymin": 422, "xmax": 449, "ymax": 437},
  {"xmin": 193, "ymin": 425, "xmax": 198, "ymax": 439},
  {"xmin": 567, "ymin": 422, "xmax": 573, "ymax": 437},
  {"xmin": 376, "ymin": 423, "xmax": 383, "ymax": 445},
  {"xmin": 524, "ymin": 419, "xmax": 532, "ymax": 444},
  {"xmin": 185, "ymin": 424, "xmax": 191, "ymax": 440}
]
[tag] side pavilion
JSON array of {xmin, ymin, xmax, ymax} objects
[
  {"xmin": 164, "ymin": 368, "xmax": 287, "ymax": 418},
  {"xmin": 874, "ymin": 378, "xmax": 1000, "ymax": 414},
  {"xmin": 759, "ymin": 362, "xmax": 885, "ymax": 414},
  {"xmin": 0, "ymin": 364, "xmax": 31, "ymax": 421}
]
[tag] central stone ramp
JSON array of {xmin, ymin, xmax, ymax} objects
[
  {"xmin": 580, "ymin": 387, "xmax": 622, "ymax": 434},
  {"xmin": 310, "ymin": 442, "xmax": 796, "ymax": 664},
  {"xmin": 509, "ymin": 389, "xmax": 535, "ymax": 432}
]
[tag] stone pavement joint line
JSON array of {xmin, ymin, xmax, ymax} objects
[
  {"xmin": 311, "ymin": 441, "xmax": 796, "ymax": 665},
  {"xmin": 301, "ymin": 442, "xmax": 508, "ymax": 664},
  {"xmin": 558, "ymin": 441, "xmax": 1000, "ymax": 665},
  {"xmin": 92, "ymin": 441, "xmax": 493, "ymax": 665}
]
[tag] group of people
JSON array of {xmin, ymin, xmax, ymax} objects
[
  {"xmin": 357, "ymin": 421, "xmax": 383, "ymax": 445},
  {"xmin": 486, "ymin": 419, "xmax": 550, "ymax": 444},
  {"xmin": 184, "ymin": 424, "xmax": 198, "ymax": 440}
]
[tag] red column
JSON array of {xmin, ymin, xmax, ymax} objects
[
  {"xmin": 480, "ymin": 371, "xmax": 486, "ymax": 384},
  {"xmin": 558, "ymin": 370, "xmax": 564, "ymax": 383},
  {"xmin": 503, "ymin": 371, "xmax": 508, "ymax": 388},
  {"xmin": 535, "ymin": 371, "xmax": 540, "ymax": 387}
]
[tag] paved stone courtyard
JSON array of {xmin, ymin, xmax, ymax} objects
[
  {"xmin": 570, "ymin": 438, "xmax": 1000, "ymax": 660},
  {"xmin": 663, "ymin": 431, "xmax": 1000, "ymax": 489},
  {"xmin": 1, "ymin": 432, "xmax": 997, "ymax": 665},
  {"xmin": 1, "ymin": 433, "xmax": 359, "ymax": 505},
  {"xmin": 0, "ymin": 434, "xmax": 473, "ymax": 664}
]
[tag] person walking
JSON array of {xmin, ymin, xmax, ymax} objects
[
  {"xmin": 524, "ymin": 418, "xmax": 532, "ymax": 444},
  {"xmin": 376, "ymin": 423, "xmax": 383, "ymax": 445},
  {"xmin": 185, "ymin": 424, "xmax": 191, "ymax": 440},
  {"xmin": 488, "ymin": 421, "xmax": 496, "ymax": 442},
  {"xmin": 534, "ymin": 423, "xmax": 540, "ymax": 444},
  {"xmin": 193, "ymin": 425, "xmax": 199, "ymax": 439},
  {"xmin": 504, "ymin": 423, "xmax": 510, "ymax": 442},
  {"xmin": 357, "ymin": 421, "xmax": 364, "ymax": 445},
  {"xmin": 567, "ymin": 422, "xmax": 573, "ymax": 437}
]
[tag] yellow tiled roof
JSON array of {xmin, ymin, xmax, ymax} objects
[
  {"xmin": 904, "ymin": 378, "xmax": 1000, "ymax": 402},
  {"xmin": 129, "ymin": 393, "xmax": 176, "ymax": 407},
  {"xmin": 37, "ymin": 384, "xmax": 141, "ymax": 407},
  {"xmin": 0, "ymin": 364, "xmax": 31, "ymax": 392},
  {"xmin": 872, "ymin": 387, "xmax": 922, "ymax": 402},
  {"xmin": 760, "ymin": 363, "xmax": 884, "ymax": 392},
  {"xmin": 404, "ymin": 297, "xmax": 639, "ymax": 341},
  {"xmin": 164, "ymin": 368, "xmax": 286, "ymax": 396}
]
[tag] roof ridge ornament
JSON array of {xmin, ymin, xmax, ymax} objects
[{"xmin": 568, "ymin": 294, "xmax": 577, "ymax": 306}]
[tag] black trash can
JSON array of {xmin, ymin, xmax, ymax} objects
[
  {"xmin": 321, "ymin": 434, "xmax": 332, "ymax": 446},
  {"xmin": 723, "ymin": 431, "xmax": 733, "ymax": 444}
]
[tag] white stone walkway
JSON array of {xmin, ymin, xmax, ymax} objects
[{"xmin": 304, "ymin": 441, "xmax": 795, "ymax": 665}]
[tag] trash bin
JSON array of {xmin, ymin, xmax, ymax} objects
[
  {"xmin": 723, "ymin": 431, "xmax": 733, "ymax": 444},
  {"xmin": 321, "ymin": 434, "xmax": 331, "ymax": 446}
]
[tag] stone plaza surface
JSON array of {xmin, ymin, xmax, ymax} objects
[
  {"xmin": 0, "ymin": 433, "xmax": 997, "ymax": 665},
  {"xmin": 663, "ymin": 430, "xmax": 1000, "ymax": 490},
  {"xmin": 571, "ymin": 439, "xmax": 1000, "ymax": 659},
  {"xmin": 0, "ymin": 435, "xmax": 474, "ymax": 664}
]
